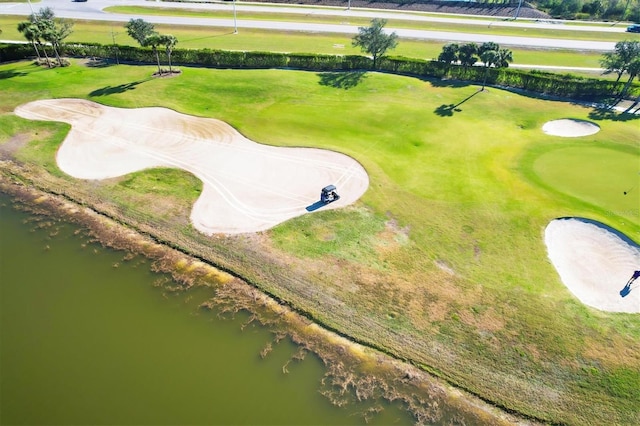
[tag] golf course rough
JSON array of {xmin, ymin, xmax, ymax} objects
[{"xmin": 3, "ymin": 60, "xmax": 639, "ymax": 425}]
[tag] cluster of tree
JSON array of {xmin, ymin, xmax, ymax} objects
[
  {"xmin": 437, "ymin": 42, "xmax": 513, "ymax": 89},
  {"xmin": 125, "ymin": 19, "xmax": 178, "ymax": 75},
  {"xmin": 601, "ymin": 40, "xmax": 640, "ymax": 101},
  {"xmin": 528, "ymin": 0, "xmax": 640, "ymax": 21},
  {"xmin": 17, "ymin": 7, "xmax": 73, "ymax": 68}
]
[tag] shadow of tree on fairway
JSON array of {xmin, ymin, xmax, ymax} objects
[
  {"xmin": 434, "ymin": 89, "xmax": 480, "ymax": 117},
  {"xmin": 588, "ymin": 106, "xmax": 640, "ymax": 122},
  {"xmin": 0, "ymin": 69, "xmax": 28, "ymax": 80},
  {"xmin": 89, "ymin": 80, "xmax": 149, "ymax": 97},
  {"xmin": 428, "ymin": 78, "xmax": 472, "ymax": 89},
  {"xmin": 318, "ymin": 71, "xmax": 367, "ymax": 89}
]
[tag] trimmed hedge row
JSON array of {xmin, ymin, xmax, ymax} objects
[
  {"xmin": 2, "ymin": 42, "xmax": 638, "ymax": 100},
  {"xmin": 0, "ymin": 43, "xmax": 34, "ymax": 63}
]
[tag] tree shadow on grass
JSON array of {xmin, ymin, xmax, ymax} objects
[
  {"xmin": 428, "ymin": 78, "xmax": 472, "ymax": 89},
  {"xmin": 0, "ymin": 69, "xmax": 28, "ymax": 80},
  {"xmin": 434, "ymin": 89, "xmax": 480, "ymax": 117},
  {"xmin": 318, "ymin": 71, "xmax": 367, "ymax": 89},
  {"xmin": 588, "ymin": 105, "xmax": 640, "ymax": 122},
  {"xmin": 489, "ymin": 86, "xmax": 640, "ymax": 122},
  {"xmin": 89, "ymin": 79, "xmax": 150, "ymax": 97}
]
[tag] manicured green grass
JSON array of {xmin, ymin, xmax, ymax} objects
[
  {"xmin": 527, "ymin": 143, "xmax": 640, "ymax": 228},
  {"xmin": 97, "ymin": 168, "xmax": 203, "ymax": 224},
  {"xmin": 117, "ymin": 168, "xmax": 203, "ymax": 203},
  {"xmin": 1, "ymin": 60, "xmax": 638, "ymax": 425},
  {"xmin": 104, "ymin": 5, "xmax": 640, "ymax": 43}
]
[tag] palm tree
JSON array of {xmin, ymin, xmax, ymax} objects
[
  {"xmin": 18, "ymin": 20, "xmax": 52, "ymax": 67},
  {"xmin": 600, "ymin": 41, "xmax": 640, "ymax": 100},
  {"xmin": 17, "ymin": 21, "xmax": 42, "ymax": 62},
  {"xmin": 619, "ymin": 56, "xmax": 640, "ymax": 101},
  {"xmin": 438, "ymin": 43, "xmax": 459, "ymax": 64},
  {"xmin": 601, "ymin": 41, "xmax": 640, "ymax": 82},
  {"xmin": 601, "ymin": 51, "xmax": 626, "ymax": 83},
  {"xmin": 22, "ymin": 7, "xmax": 73, "ymax": 67},
  {"xmin": 39, "ymin": 18, "xmax": 72, "ymax": 67},
  {"xmin": 478, "ymin": 41, "xmax": 499, "ymax": 56},
  {"xmin": 458, "ymin": 43, "xmax": 478, "ymax": 67},
  {"xmin": 161, "ymin": 34, "xmax": 178, "ymax": 73},
  {"xmin": 497, "ymin": 48, "xmax": 513, "ymax": 68},
  {"xmin": 144, "ymin": 33, "xmax": 163, "ymax": 75},
  {"xmin": 480, "ymin": 49, "xmax": 500, "ymax": 91}
]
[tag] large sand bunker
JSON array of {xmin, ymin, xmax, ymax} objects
[
  {"xmin": 542, "ymin": 119, "xmax": 600, "ymax": 137},
  {"xmin": 545, "ymin": 218, "xmax": 640, "ymax": 313},
  {"xmin": 15, "ymin": 99, "xmax": 369, "ymax": 234}
]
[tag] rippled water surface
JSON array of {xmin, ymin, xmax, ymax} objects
[{"xmin": 0, "ymin": 193, "xmax": 413, "ymax": 425}]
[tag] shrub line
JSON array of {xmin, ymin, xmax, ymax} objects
[{"xmin": 2, "ymin": 42, "xmax": 638, "ymax": 100}]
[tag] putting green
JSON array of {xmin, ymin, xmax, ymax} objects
[{"xmin": 531, "ymin": 145, "xmax": 640, "ymax": 224}]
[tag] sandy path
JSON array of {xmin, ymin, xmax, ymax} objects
[
  {"xmin": 15, "ymin": 99, "xmax": 369, "ymax": 234},
  {"xmin": 545, "ymin": 218, "xmax": 640, "ymax": 313}
]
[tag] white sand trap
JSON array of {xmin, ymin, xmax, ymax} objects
[
  {"xmin": 542, "ymin": 119, "xmax": 600, "ymax": 137},
  {"xmin": 15, "ymin": 99, "xmax": 369, "ymax": 234},
  {"xmin": 545, "ymin": 218, "xmax": 640, "ymax": 313}
]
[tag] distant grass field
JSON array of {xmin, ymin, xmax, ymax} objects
[
  {"xmin": 0, "ymin": 15, "xmax": 612, "ymax": 70},
  {"xmin": 104, "ymin": 5, "xmax": 640, "ymax": 43},
  {"xmin": 0, "ymin": 60, "xmax": 638, "ymax": 424}
]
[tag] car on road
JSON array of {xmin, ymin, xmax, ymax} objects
[{"xmin": 627, "ymin": 24, "xmax": 640, "ymax": 33}]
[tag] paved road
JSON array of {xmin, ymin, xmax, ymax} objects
[{"xmin": 0, "ymin": 0, "xmax": 620, "ymax": 51}]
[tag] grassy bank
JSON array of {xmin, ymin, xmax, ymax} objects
[{"xmin": 0, "ymin": 59, "xmax": 638, "ymax": 424}]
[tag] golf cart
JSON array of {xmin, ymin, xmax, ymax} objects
[{"xmin": 320, "ymin": 185, "xmax": 340, "ymax": 204}]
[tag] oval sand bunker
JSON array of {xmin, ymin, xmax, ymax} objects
[
  {"xmin": 15, "ymin": 99, "xmax": 369, "ymax": 235},
  {"xmin": 542, "ymin": 119, "xmax": 600, "ymax": 137},
  {"xmin": 545, "ymin": 218, "xmax": 640, "ymax": 313}
]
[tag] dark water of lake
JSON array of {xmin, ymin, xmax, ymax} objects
[{"xmin": 0, "ymin": 192, "xmax": 414, "ymax": 425}]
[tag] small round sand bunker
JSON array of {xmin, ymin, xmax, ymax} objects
[
  {"xmin": 545, "ymin": 218, "xmax": 640, "ymax": 313},
  {"xmin": 542, "ymin": 119, "xmax": 600, "ymax": 137}
]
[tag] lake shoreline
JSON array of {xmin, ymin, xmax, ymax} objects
[{"xmin": 0, "ymin": 160, "xmax": 526, "ymax": 425}]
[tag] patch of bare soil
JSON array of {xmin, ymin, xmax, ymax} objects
[{"xmin": 0, "ymin": 134, "xmax": 30, "ymax": 160}]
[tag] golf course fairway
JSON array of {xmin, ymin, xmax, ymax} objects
[{"xmin": 1, "ymin": 59, "xmax": 638, "ymax": 425}]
